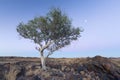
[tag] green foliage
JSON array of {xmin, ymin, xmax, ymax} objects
[{"xmin": 17, "ymin": 8, "xmax": 82, "ymax": 54}]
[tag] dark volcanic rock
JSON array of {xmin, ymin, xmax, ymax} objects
[
  {"xmin": 78, "ymin": 56, "xmax": 120, "ymax": 80},
  {"xmin": 0, "ymin": 56, "xmax": 119, "ymax": 80},
  {"xmin": 0, "ymin": 64, "xmax": 6, "ymax": 80}
]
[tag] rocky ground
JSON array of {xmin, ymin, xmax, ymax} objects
[{"xmin": 0, "ymin": 56, "xmax": 120, "ymax": 80}]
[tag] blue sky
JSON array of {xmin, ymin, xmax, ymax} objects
[{"xmin": 0, "ymin": 0, "xmax": 120, "ymax": 57}]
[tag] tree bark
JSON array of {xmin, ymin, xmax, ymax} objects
[{"xmin": 40, "ymin": 52, "xmax": 46, "ymax": 70}]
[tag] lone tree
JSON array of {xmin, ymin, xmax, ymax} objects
[{"xmin": 17, "ymin": 8, "xmax": 82, "ymax": 70}]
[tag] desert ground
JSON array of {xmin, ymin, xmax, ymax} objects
[{"xmin": 0, "ymin": 56, "xmax": 120, "ymax": 80}]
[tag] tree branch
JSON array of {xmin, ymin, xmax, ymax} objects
[
  {"xmin": 35, "ymin": 43, "xmax": 43, "ymax": 51},
  {"xmin": 46, "ymin": 52, "xmax": 54, "ymax": 58},
  {"xmin": 35, "ymin": 47, "xmax": 40, "ymax": 51},
  {"xmin": 41, "ymin": 41, "xmax": 53, "ymax": 52},
  {"xmin": 39, "ymin": 43, "xmax": 43, "ymax": 50}
]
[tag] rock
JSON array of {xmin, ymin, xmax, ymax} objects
[
  {"xmin": 61, "ymin": 66, "xmax": 66, "ymax": 71},
  {"xmin": 82, "ymin": 78, "xmax": 87, "ymax": 80},
  {"xmin": 50, "ymin": 70, "xmax": 63, "ymax": 77},
  {"xmin": 77, "ymin": 65, "xmax": 87, "ymax": 73},
  {"xmin": 33, "ymin": 75, "xmax": 41, "ymax": 80},
  {"xmin": 87, "ymin": 74, "xmax": 91, "ymax": 79},
  {"xmin": 0, "ymin": 64, "xmax": 5, "ymax": 80},
  {"xmin": 103, "ymin": 63, "xmax": 111, "ymax": 72},
  {"xmin": 78, "ymin": 56, "xmax": 120, "ymax": 80},
  {"xmin": 64, "ymin": 72, "xmax": 80, "ymax": 80},
  {"xmin": 80, "ymin": 71, "xmax": 85, "ymax": 75}
]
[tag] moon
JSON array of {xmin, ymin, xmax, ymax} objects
[{"xmin": 84, "ymin": 19, "xmax": 87, "ymax": 23}]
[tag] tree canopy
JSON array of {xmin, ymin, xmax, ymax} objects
[{"xmin": 17, "ymin": 8, "xmax": 82, "ymax": 56}]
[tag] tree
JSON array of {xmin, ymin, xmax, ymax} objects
[{"xmin": 17, "ymin": 8, "xmax": 82, "ymax": 70}]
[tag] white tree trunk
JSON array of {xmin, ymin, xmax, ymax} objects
[
  {"xmin": 39, "ymin": 41, "xmax": 53, "ymax": 70},
  {"xmin": 40, "ymin": 53, "xmax": 46, "ymax": 70}
]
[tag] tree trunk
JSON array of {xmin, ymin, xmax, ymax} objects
[{"xmin": 40, "ymin": 52, "xmax": 46, "ymax": 70}]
